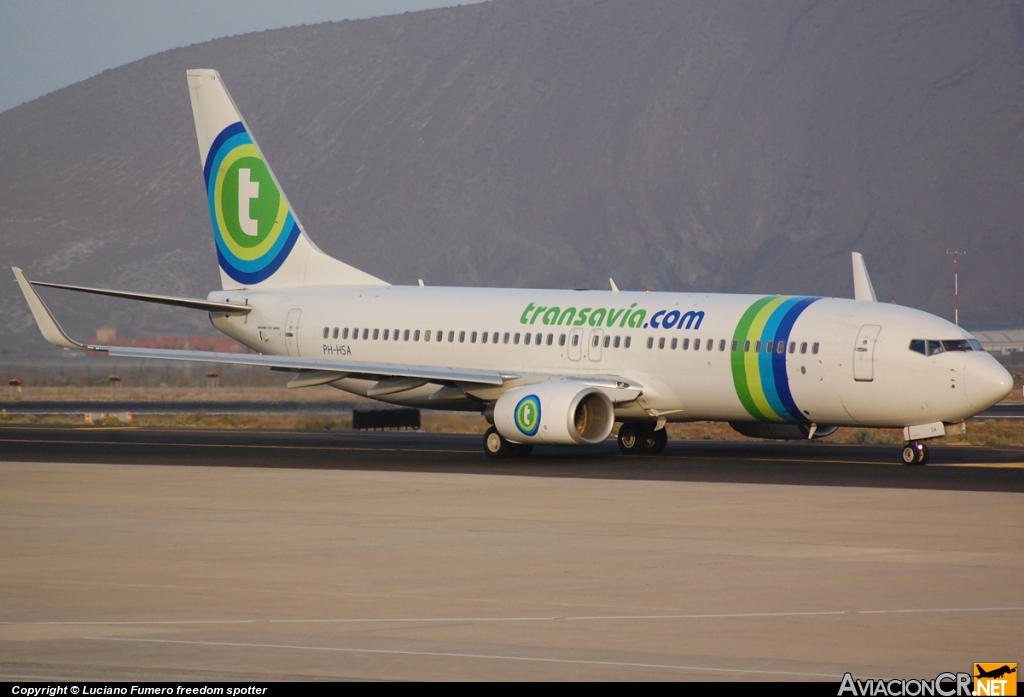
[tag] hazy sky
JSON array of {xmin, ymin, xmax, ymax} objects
[{"xmin": 0, "ymin": 0, "xmax": 489, "ymax": 114}]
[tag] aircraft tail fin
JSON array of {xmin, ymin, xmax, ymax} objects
[{"xmin": 186, "ymin": 69, "xmax": 388, "ymax": 290}]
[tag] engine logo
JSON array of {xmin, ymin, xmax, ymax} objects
[{"xmin": 514, "ymin": 395, "xmax": 541, "ymax": 436}]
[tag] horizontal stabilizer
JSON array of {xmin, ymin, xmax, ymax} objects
[{"xmin": 29, "ymin": 279, "xmax": 252, "ymax": 314}]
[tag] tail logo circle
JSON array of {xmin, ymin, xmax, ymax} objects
[
  {"xmin": 205, "ymin": 122, "xmax": 301, "ymax": 284},
  {"xmin": 515, "ymin": 395, "xmax": 541, "ymax": 436}
]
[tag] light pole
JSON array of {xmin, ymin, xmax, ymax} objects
[{"xmin": 946, "ymin": 250, "xmax": 966, "ymax": 326}]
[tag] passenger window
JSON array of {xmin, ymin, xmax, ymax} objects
[
  {"xmin": 342, "ymin": 328, "xmax": 349, "ymax": 340},
  {"xmin": 471, "ymin": 331, "xmax": 477, "ymax": 343},
  {"xmin": 646, "ymin": 337, "xmax": 654, "ymax": 349},
  {"xmin": 624, "ymin": 336, "xmax": 632, "ymax": 348},
  {"xmin": 812, "ymin": 342, "xmax": 820, "ymax": 354},
  {"xmin": 708, "ymin": 338, "xmax": 714, "ymax": 351},
  {"xmin": 503, "ymin": 332, "xmax": 510, "ymax": 344},
  {"xmin": 766, "ymin": 341, "xmax": 773, "ymax": 353},
  {"xmin": 614, "ymin": 336, "xmax": 621, "ymax": 348},
  {"xmin": 731, "ymin": 340, "xmax": 738, "ymax": 352},
  {"xmin": 363, "ymin": 329, "xmax": 369, "ymax": 340},
  {"xmin": 515, "ymin": 333, "xmax": 521, "ymax": 344},
  {"xmin": 448, "ymin": 331, "xmax": 455, "ymax": 343},
  {"xmin": 383, "ymin": 329, "xmax": 389, "ymax": 340},
  {"xmin": 593, "ymin": 335, "xmax": 600, "ymax": 347},
  {"xmin": 683, "ymin": 338, "xmax": 690, "ymax": 350},
  {"xmin": 776, "ymin": 341, "xmax": 784, "ymax": 354},
  {"xmin": 414, "ymin": 330, "xmax": 420, "ymax": 341},
  {"xmin": 571, "ymin": 334, "xmax": 578, "ymax": 347},
  {"xmin": 559, "ymin": 334, "xmax": 567, "ymax": 346},
  {"xmin": 658, "ymin": 337, "xmax": 666, "ymax": 349},
  {"xmin": 720, "ymin": 339, "xmax": 727, "ymax": 352},
  {"xmin": 754, "ymin": 340, "xmax": 761, "ymax": 352},
  {"xmin": 694, "ymin": 339, "xmax": 702, "ymax": 351},
  {"xmin": 536, "ymin": 333, "xmax": 543, "ymax": 345},
  {"xmin": 525, "ymin": 333, "xmax": 531, "ymax": 345},
  {"xmin": 493, "ymin": 332, "xmax": 499, "ymax": 344},
  {"xmin": 909, "ymin": 339, "xmax": 926, "ymax": 355},
  {"xmin": 459, "ymin": 331, "xmax": 465, "ymax": 343},
  {"xmin": 424, "ymin": 330, "xmax": 431, "ymax": 342},
  {"xmin": 743, "ymin": 340, "xmax": 750, "ymax": 352},
  {"xmin": 789, "ymin": 341, "xmax": 795, "ymax": 354},
  {"xmin": 402, "ymin": 329, "xmax": 409, "ymax": 341},
  {"xmin": 481, "ymin": 332, "xmax": 488, "ymax": 344},
  {"xmin": 546, "ymin": 334, "xmax": 553, "ymax": 346},
  {"xmin": 800, "ymin": 341, "xmax": 807, "ymax": 354},
  {"xmin": 394, "ymin": 329, "xmax": 400, "ymax": 341},
  {"xmin": 352, "ymin": 328, "xmax": 359, "ymax": 340},
  {"xmin": 603, "ymin": 335, "xmax": 610, "ymax": 348},
  {"xmin": 373, "ymin": 329, "xmax": 380, "ymax": 340},
  {"xmin": 322, "ymin": 327, "xmax": 329, "ymax": 339},
  {"xmin": 334, "ymin": 328, "xmax": 341, "ymax": 340},
  {"xmin": 670, "ymin": 338, "xmax": 678, "ymax": 350}
]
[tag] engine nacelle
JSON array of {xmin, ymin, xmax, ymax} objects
[
  {"xmin": 494, "ymin": 383, "xmax": 615, "ymax": 445},
  {"xmin": 729, "ymin": 422, "xmax": 839, "ymax": 440}
]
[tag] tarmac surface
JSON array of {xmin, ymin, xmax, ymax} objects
[{"xmin": 1, "ymin": 427, "xmax": 1022, "ymax": 681}]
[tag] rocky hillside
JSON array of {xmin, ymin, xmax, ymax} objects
[{"xmin": 2, "ymin": 0, "xmax": 1023, "ymax": 355}]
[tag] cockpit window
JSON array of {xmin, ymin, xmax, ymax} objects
[
  {"xmin": 940, "ymin": 339, "xmax": 972, "ymax": 352},
  {"xmin": 910, "ymin": 338, "xmax": 979, "ymax": 356}
]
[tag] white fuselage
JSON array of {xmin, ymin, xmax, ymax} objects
[{"xmin": 209, "ymin": 285, "xmax": 1012, "ymax": 428}]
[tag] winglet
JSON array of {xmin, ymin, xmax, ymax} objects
[
  {"xmin": 12, "ymin": 267, "xmax": 93, "ymax": 350},
  {"xmin": 851, "ymin": 253, "xmax": 877, "ymax": 302}
]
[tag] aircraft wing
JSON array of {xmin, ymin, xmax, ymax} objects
[{"xmin": 13, "ymin": 266, "xmax": 505, "ymax": 386}]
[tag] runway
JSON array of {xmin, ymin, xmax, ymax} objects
[
  {"xmin": 1, "ymin": 427, "xmax": 1022, "ymax": 681},
  {"xmin": 2, "ymin": 426, "xmax": 1024, "ymax": 491}
]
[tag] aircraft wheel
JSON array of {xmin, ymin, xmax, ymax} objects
[
  {"xmin": 617, "ymin": 423, "xmax": 645, "ymax": 454},
  {"xmin": 646, "ymin": 427, "xmax": 668, "ymax": 455},
  {"xmin": 484, "ymin": 427, "xmax": 511, "ymax": 459},
  {"xmin": 901, "ymin": 442, "xmax": 928, "ymax": 466},
  {"xmin": 901, "ymin": 445, "xmax": 917, "ymax": 465},
  {"xmin": 916, "ymin": 443, "xmax": 930, "ymax": 465}
]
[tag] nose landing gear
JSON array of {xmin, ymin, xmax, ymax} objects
[{"xmin": 901, "ymin": 442, "xmax": 930, "ymax": 466}]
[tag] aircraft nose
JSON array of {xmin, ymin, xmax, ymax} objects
[{"xmin": 963, "ymin": 354, "xmax": 1013, "ymax": 410}]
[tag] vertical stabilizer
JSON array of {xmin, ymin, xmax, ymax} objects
[
  {"xmin": 186, "ymin": 69, "xmax": 388, "ymax": 290},
  {"xmin": 851, "ymin": 252, "xmax": 877, "ymax": 302}
]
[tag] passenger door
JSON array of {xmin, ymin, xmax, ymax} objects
[
  {"xmin": 284, "ymin": 308, "xmax": 302, "ymax": 357},
  {"xmin": 853, "ymin": 324, "xmax": 881, "ymax": 382}
]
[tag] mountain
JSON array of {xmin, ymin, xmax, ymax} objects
[{"xmin": 2, "ymin": 0, "xmax": 1023, "ymax": 356}]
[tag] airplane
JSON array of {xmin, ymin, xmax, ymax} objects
[
  {"xmin": 12, "ymin": 69, "xmax": 1014, "ymax": 464},
  {"xmin": 975, "ymin": 665, "xmax": 1016, "ymax": 680}
]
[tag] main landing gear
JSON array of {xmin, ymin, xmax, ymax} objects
[
  {"xmin": 483, "ymin": 426, "xmax": 533, "ymax": 459},
  {"xmin": 617, "ymin": 422, "xmax": 667, "ymax": 455},
  {"xmin": 901, "ymin": 442, "xmax": 930, "ymax": 466}
]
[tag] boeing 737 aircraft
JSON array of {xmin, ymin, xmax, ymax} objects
[{"xmin": 13, "ymin": 69, "xmax": 1014, "ymax": 464}]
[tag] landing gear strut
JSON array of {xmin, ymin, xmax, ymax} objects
[
  {"xmin": 483, "ymin": 426, "xmax": 532, "ymax": 459},
  {"xmin": 617, "ymin": 422, "xmax": 668, "ymax": 455},
  {"xmin": 901, "ymin": 442, "xmax": 929, "ymax": 466}
]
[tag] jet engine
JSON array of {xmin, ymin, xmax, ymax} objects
[
  {"xmin": 494, "ymin": 383, "xmax": 615, "ymax": 445},
  {"xmin": 729, "ymin": 422, "xmax": 839, "ymax": 440}
]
